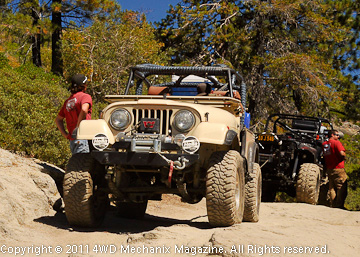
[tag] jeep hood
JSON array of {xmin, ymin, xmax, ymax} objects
[
  {"xmin": 106, "ymin": 95, "xmax": 241, "ymax": 109},
  {"xmin": 103, "ymin": 95, "xmax": 241, "ymax": 130}
]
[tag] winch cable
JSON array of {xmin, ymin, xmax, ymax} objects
[{"xmin": 158, "ymin": 153, "xmax": 186, "ymax": 170}]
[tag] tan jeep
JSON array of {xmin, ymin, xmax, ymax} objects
[{"xmin": 63, "ymin": 64, "xmax": 262, "ymax": 227}]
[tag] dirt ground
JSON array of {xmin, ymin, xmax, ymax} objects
[
  {"xmin": 0, "ymin": 149, "xmax": 359, "ymax": 257},
  {"xmin": 1, "ymin": 196, "xmax": 360, "ymax": 257}
]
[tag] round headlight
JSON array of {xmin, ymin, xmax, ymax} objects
[
  {"xmin": 173, "ymin": 110, "xmax": 195, "ymax": 132},
  {"xmin": 110, "ymin": 109, "xmax": 131, "ymax": 130}
]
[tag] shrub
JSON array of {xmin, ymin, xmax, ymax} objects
[
  {"xmin": 0, "ymin": 52, "xmax": 10, "ymax": 68},
  {"xmin": 0, "ymin": 63, "xmax": 71, "ymax": 168},
  {"xmin": 342, "ymin": 134, "xmax": 360, "ymax": 210}
]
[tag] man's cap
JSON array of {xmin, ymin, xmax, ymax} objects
[{"xmin": 71, "ymin": 74, "xmax": 88, "ymax": 87}]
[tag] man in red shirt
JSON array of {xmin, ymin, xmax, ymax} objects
[
  {"xmin": 322, "ymin": 130, "xmax": 347, "ymax": 208},
  {"xmin": 55, "ymin": 74, "xmax": 92, "ymax": 154}
]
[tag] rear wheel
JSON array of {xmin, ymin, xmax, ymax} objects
[
  {"xmin": 63, "ymin": 154, "xmax": 109, "ymax": 227},
  {"xmin": 206, "ymin": 151, "xmax": 245, "ymax": 227},
  {"xmin": 243, "ymin": 163, "xmax": 261, "ymax": 222},
  {"xmin": 296, "ymin": 163, "xmax": 321, "ymax": 204}
]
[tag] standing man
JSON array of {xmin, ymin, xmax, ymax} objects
[
  {"xmin": 55, "ymin": 74, "xmax": 92, "ymax": 155},
  {"xmin": 322, "ymin": 130, "xmax": 347, "ymax": 208}
]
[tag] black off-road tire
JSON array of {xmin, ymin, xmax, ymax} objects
[
  {"xmin": 243, "ymin": 163, "xmax": 262, "ymax": 222},
  {"xmin": 63, "ymin": 154, "xmax": 109, "ymax": 227},
  {"xmin": 116, "ymin": 201, "xmax": 148, "ymax": 219},
  {"xmin": 206, "ymin": 150, "xmax": 245, "ymax": 227},
  {"xmin": 296, "ymin": 163, "xmax": 321, "ymax": 204}
]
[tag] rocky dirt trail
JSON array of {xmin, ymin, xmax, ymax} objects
[{"xmin": 0, "ymin": 148, "xmax": 359, "ymax": 257}]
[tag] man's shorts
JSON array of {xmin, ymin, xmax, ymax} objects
[
  {"xmin": 327, "ymin": 168, "xmax": 347, "ymax": 190},
  {"xmin": 70, "ymin": 139, "xmax": 90, "ymax": 155}
]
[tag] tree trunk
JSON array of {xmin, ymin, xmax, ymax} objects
[
  {"xmin": 51, "ymin": 0, "xmax": 63, "ymax": 76},
  {"xmin": 31, "ymin": 10, "xmax": 42, "ymax": 67}
]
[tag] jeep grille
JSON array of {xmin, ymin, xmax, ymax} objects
[{"xmin": 132, "ymin": 109, "xmax": 173, "ymax": 135}]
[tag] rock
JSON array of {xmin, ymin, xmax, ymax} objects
[
  {"xmin": 0, "ymin": 148, "xmax": 62, "ymax": 236},
  {"xmin": 34, "ymin": 160, "xmax": 65, "ymax": 197},
  {"xmin": 335, "ymin": 121, "xmax": 360, "ymax": 136}
]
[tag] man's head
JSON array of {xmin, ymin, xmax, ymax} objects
[
  {"xmin": 69, "ymin": 74, "xmax": 88, "ymax": 94},
  {"xmin": 329, "ymin": 130, "xmax": 340, "ymax": 140}
]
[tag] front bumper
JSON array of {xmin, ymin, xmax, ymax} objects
[{"xmin": 91, "ymin": 151, "xmax": 199, "ymax": 168}]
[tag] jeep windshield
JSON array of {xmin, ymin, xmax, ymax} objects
[{"xmin": 122, "ymin": 64, "xmax": 246, "ymax": 104}]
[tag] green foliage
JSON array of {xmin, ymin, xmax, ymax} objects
[
  {"xmin": 0, "ymin": 12, "xmax": 36, "ymax": 66},
  {"xmin": 61, "ymin": 11, "xmax": 168, "ymax": 102},
  {"xmin": 0, "ymin": 62, "xmax": 71, "ymax": 168},
  {"xmin": 342, "ymin": 134, "xmax": 360, "ymax": 210},
  {"xmin": 0, "ymin": 7, "xmax": 169, "ymax": 168},
  {"xmin": 1, "ymin": 0, "xmax": 119, "ymax": 72},
  {"xmin": 0, "ymin": 52, "xmax": 9, "ymax": 68}
]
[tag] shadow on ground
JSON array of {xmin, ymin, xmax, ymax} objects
[{"xmin": 34, "ymin": 206, "xmax": 210, "ymax": 234}]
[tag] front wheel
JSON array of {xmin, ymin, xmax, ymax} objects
[
  {"xmin": 296, "ymin": 163, "xmax": 321, "ymax": 204},
  {"xmin": 206, "ymin": 150, "xmax": 245, "ymax": 227},
  {"xmin": 63, "ymin": 154, "xmax": 109, "ymax": 227},
  {"xmin": 243, "ymin": 163, "xmax": 262, "ymax": 222}
]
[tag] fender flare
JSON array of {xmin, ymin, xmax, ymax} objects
[
  {"xmin": 191, "ymin": 123, "xmax": 238, "ymax": 145},
  {"xmin": 240, "ymin": 128, "xmax": 259, "ymax": 174},
  {"xmin": 77, "ymin": 119, "xmax": 116, "ymax": 144},
  {"xmin": 246, "ymin": 141, "xmax": 259, "ymax": 174},
  {"xmin": 298, "ymin": 143, "xmax": 318, "ymax": 162}
]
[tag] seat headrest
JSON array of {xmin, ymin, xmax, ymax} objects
[{"xmin": 148, "ymin": 86, "xmax": 169, "ymax": 95}]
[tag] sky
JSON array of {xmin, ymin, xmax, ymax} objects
[{"xmin": 117, "ymin": 0, "xmax": 181, "ymax": 23}]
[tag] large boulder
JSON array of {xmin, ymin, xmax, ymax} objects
[{"xmin": 0, "ymin": 148, "xmax": 63, "ymax": 236}]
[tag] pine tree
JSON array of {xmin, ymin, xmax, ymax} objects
[
  {"xmin": 157, "ymin": 0, "xmax": 359, "ymax": 122},
  {"xmin": 1, "ymin": 0, "xmax": 118, "ymax": 75}
]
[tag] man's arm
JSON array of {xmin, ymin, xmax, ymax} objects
[
  {"xmin": 337, "ymin": 141, "xmax": 346, "ymax": 161},
  {"xmin": 340, "ymin": 150, "xmax": 346, "ymax": 160},
  {"xmin": 76, "ymin": 103, "xmax": 90, "ymax": 128},
  {"xmin": 55, "ymin": 115, "xmax": 69, "ymax": 139}
]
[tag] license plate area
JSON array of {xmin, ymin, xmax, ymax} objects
[{"xmin": 258, "ymin": 134, "xmax": 274, "ymax": 142}]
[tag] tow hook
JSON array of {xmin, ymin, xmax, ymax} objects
[
  {"xmin": 159, "ymin": 153, "xmax": 189, "ymax": 171},
  {"xmin": 173, "ymin": 157, "xmax": 189, "ymax": 170},
  {"xmin": 158, "ymin": 154, "xmax": 190, "ymax": 187}
]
